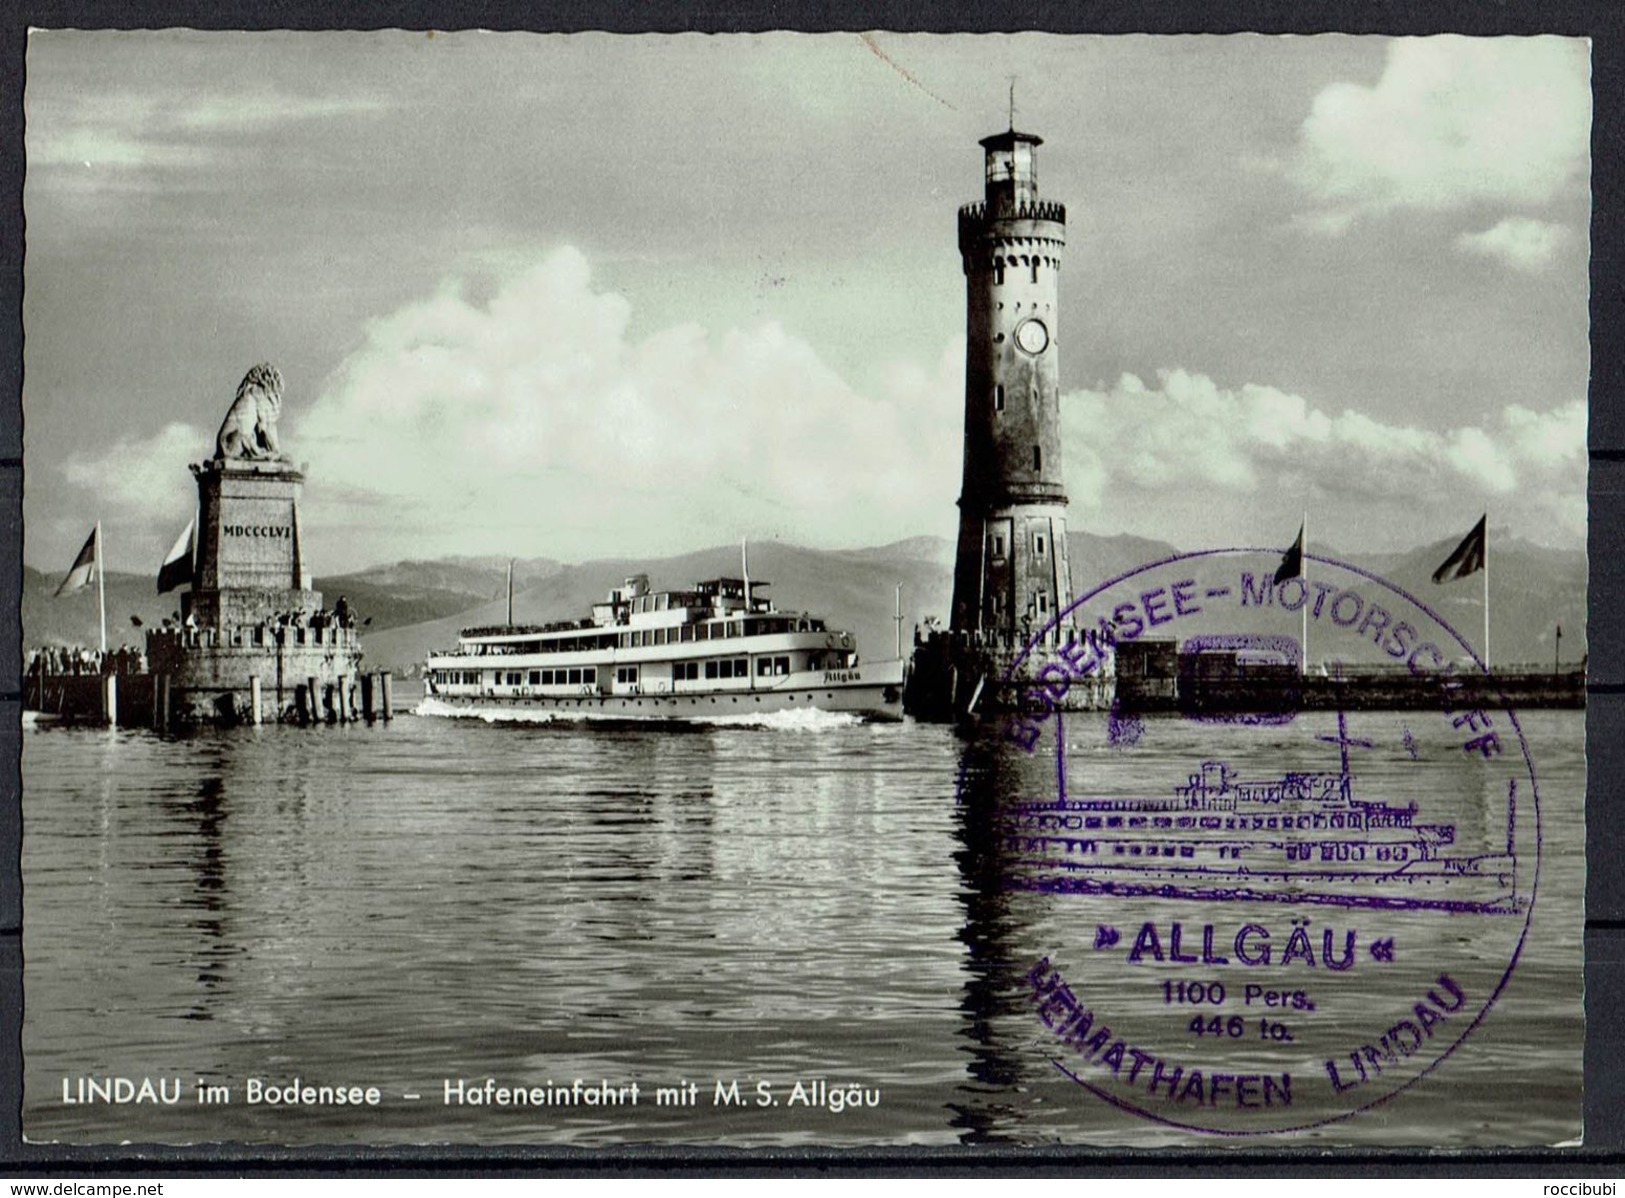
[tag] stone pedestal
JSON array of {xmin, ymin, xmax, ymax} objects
[
  {"xmin": 184, "ymin": 459, "xmax": 320, "ymax": 629},
  {"xmin": 147, "ymin": 455, "xmax": 362, "ymax": 726}
]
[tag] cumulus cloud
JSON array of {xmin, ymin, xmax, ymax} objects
[
  {"xmin": 1456, "ymin": 217, "xmax": 1571, "ymax": 271},
  {"xmin": 55, "ymin": 252, "xmax": 1585, "ymax": 568},
  {"xmin": 1061, "ymin": 371, "xmax": 1585, "ymax": 548},
  {"xmin": 61, "ymin": 421, "xmax": 208, "ymax": 521},
  {"xmin": 290, "ymin": 247, "xmax": 963, "ymax": 563},
  {"xmin": 1292, "ymin": 37, "xmax": 1589, "ymax": 229}
]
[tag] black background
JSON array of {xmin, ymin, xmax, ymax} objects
[{"xmin": 0, "ymin": 0, "xmax": 1619, "ymax": 1177}]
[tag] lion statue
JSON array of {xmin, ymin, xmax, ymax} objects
[{"xmin": 214, "ymin": 363, "xmax": 286, "ymax": 462}]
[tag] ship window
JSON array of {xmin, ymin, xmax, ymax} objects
[
  {"xmin": 994, "ymin": 384, "xmax": 1004, "ymax": 412},
  {"xmin": 529, "ymin": 671, "xmax": 541, "ymax": 685},
  {"xmin": 1035, "ymin": 534, "xmax": 1046, "ymax": 557},
  {"xmin": 568, "ymin": 668, "xmax": 582, "ymax": 685},
  {"xmin": 680, "ymin": 626, "xmax": 694, "ymax": 642},
  {"xmin": 617, "ymin": 666, "xmax": 638, "ymax": 684},
  {"xmin": 705, "ymin": 661, "xmax": 719, "ymax": 679},
  {"xmin": 774, "ymin": 655, "xmax": 790, "ymax": 675},
  {"xmin": 508, "ymin": 672, "xmax": 521, "ymax": 686},
  {"xmin": 808, "ymin": 652, "xmax": 823, "ymax": 670},
  {"xmin": 994, "ymin": 262, "xmax": 1005, "ymax": 285},
  {"xmin": 734, "ymin": 658, "xmax": 747, "ymax": 677},
  {"xmin": 583, "ymin": 668, "xmax": 596, "ymax": 684},
  {"xmin": 992, "ymin": 535, "xmax": 1005, "ymax": 559},
  {"xmin": 729, "ymin": 621, "xmax": 743, "ymax": 638},
  {"xmin": 758, "ymin": 658, "xmax": 771, "ymax": 676},
  {"xmin": 656, "ymin": 628, "xmax": 668, "ymax": 645},
  {"xmin": 1033, "ymin": 445, "xmax": 1042, "ymax": 471}
]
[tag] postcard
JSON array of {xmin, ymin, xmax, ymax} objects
[{"xmin": 17, "ymin": 30, "xmax": 1588, "ymax": 1150}]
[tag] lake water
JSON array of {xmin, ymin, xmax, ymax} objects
[{"xmin": 21, "ymin": 699, "xmax": 1584, "ymax": 1148}]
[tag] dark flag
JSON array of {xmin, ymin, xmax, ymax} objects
[
  {"xmin": 157, "ymin": 519, "xmax": 195, "ymax": 594},
  {"xmin": 1273, "ymin": 523, "xmax": 1305, "ymax": 585},
  {"xmin": 54, "ymin": 527, "xmax": 99, "ymax": 596},
  {"xmin": 1432, "ymin": 515, "xmax": 1487, "ymax": 584}
]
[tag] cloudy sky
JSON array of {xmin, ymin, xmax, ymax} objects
[{"xmin": 22, "ymin": 32, "xmax": 1590, "ymax": 575}]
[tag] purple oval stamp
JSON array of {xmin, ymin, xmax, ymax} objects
[{"xmin": 971, "ymin": 548, "xmax": 1540, "ymax": 1136}]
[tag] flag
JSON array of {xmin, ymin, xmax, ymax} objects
[
  {"xmin": 1432, "ymin": 515, "xmax": 1487, "ymax": 584},
  {"xmin": 157, "ymin": 519, "xmax": 195, "ymax": 594},
  {"xmin": 1273, "ymin": 523, "xmax": 1304, "ymax": 585},
  {"xmin": 54, "ymin": 528, "xmax": 98, "ymax": 596}
]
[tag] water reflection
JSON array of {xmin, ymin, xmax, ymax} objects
[
  {"xmin": 949, "ymin": 734, "xmax": 1036, "ymax": 1144},
  {"xmin": 163, "ymin": 774, "xmax": 234, "ymax": 1020}
]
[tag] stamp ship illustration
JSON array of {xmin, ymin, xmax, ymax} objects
[{"xmin": 1002, "ymin": 709, "xmax": 1523, "ymax": 914}]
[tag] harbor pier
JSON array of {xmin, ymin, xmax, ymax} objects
[{"xmin": 26, "ymin": 364, "xmax": 376, "ymax": 729}]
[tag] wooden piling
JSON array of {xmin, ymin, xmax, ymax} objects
[
  {"xmin": 250, "ymin": 676, "xmax": 263, "ymax": 725},
  {"xmin": 380, "ymin": 671, "xmax": 394, "ymax": 721},
  {"xmin": 295, "ymin": 682, "xmax": 309, "ymax": 725},
  {"xmin": 360, "ymin": 673, "xmax": 375, "ymax": 722},
  {"xmin": 307, "ymin": 676, "xmax": 320, "ymax": 724},
  {"xmin": 336, "ymin": 675, "xmax": 349, "ymax": 723}
]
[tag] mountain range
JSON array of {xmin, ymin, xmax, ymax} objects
[{"xmin": 21, "ymin": 529, "xmax": 1586, "ymax": 674}]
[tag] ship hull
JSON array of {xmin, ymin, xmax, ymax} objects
[{"xmin": 417, "ymin": 673, "xmax": 904, "ymax": 724}]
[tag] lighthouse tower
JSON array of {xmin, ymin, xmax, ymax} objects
[{"xmin": 949, "ymin": 129, "xmax": 1075, "ymax": 648}]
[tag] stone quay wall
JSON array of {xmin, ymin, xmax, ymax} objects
[
  {"xmin": 146, "ymin": 625, "xmax": 365, "ymax": 724},
  {"xmin": 904, "ymin": 628, "xmax": 1114, "ymax": 721}
]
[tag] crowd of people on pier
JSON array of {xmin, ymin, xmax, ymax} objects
[
  {"xmin": 262, "ymin": 595, "xmax": 358, "ymax": 635},
  {"xmin": 26, "ymin": 644, "xmax": 147, "ymax": 678},
  {"xmin": 29, "ymin": 596, "xmax": 363, "ymax": 681}
]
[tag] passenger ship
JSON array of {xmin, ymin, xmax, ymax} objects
[{"xmin": 421, "ymin": 574, "xmax": 904, "ymax": 722}]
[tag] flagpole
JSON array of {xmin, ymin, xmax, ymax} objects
[
  {"xmin": 94, "ymin": 520, "xmax": 107, "ymax": 655},
  {"xmin": 1301, "ymin": 510, "xmax": 1308, "ymax": 676},
  {"xmin": 1483, "ymin": 515, "xmax": 1490, "ymax": 673}
]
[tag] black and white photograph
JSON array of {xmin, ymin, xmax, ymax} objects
[{"xmin": 16, "ymin": 30, "xmax": 1590, "ymax": 1150}]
